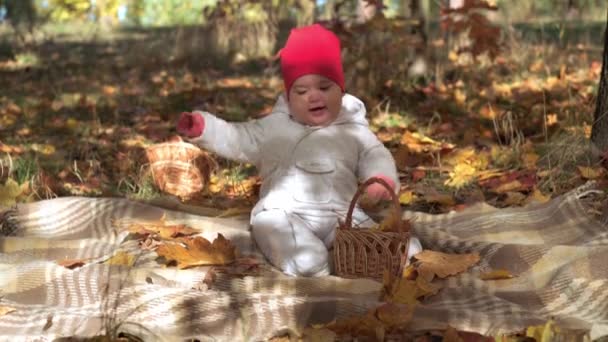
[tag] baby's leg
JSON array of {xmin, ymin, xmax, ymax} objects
[{"xmin": 251, "ymin": 210, "xmax": 330, "ymax": 277}]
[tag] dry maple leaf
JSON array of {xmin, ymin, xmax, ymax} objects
[
  {"xmin": 0, "ymin": 306, "xmax": 16, "ymax": 316},
  {"xmin": 104, "ymin": 251, "xmax": 136, "ymax": 267},
  {"xmin": 479, "ymin": 269, "xmax": 515, "ymax": 280},
  {"xmin": 414, "ymin": 250, "xmax": 480, "ymax": 281},
  {"xmin": 57, "ymin": 258, "xmax": 87, "ymax": 269},
  {"xmin": 127, "ymin": 222, "xmax": 198, "ymax": 239},
  {"xmin": 578, "ymin": 166, "xmax": 605, "ymax": 180},
  {"xmin": 374, "ymin": 302, "xmax": 414, "ymax": 329},
  {"xmin": 156, "ymin": 234, "xmax": 236, "ymax": 269}
]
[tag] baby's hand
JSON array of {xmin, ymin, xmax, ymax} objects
[
  {"xmin": 177, "ymin": 112, "xmax": 205, "ymax": 138},
  {"xmin": 364, "ymin": 175, "xmax": 395, "ymax": 202}
]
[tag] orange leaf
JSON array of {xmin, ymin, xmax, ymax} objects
[
  {"xmin": 414, "ymin": 250, "xmax": 480, "ymax": 280},
  {"xmin": 479, "ymin": 269, "xmax": 515, "ymax": 280},
  {"xmin": 0, "ymin": 306, "xmax": 16, "ymax": 316},
  {"xmin": 494, "ymin": 180, "xmax": 524, "ymax": 193},
  {"xmin": 127, "ymin": 222, "xmax": 198, "ymax": 239},
  {"xmin": 375, "ymin": 302, "xmax": 414, "ymax": 328},
  {"xmin": 577, "ymin": 166, "xmax": 605, "ymax": 180},
  {"xmin": 57, "ymin": 259, "xmax": 87, "ymax": 269},
  {"xmin": 156, "ymin": 234, "xmax": 236, "ymax": 269}
]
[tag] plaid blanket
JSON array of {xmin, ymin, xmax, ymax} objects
[{"xmin": 1, "ymin": 183, "xmax": 607, "ymax": 341}]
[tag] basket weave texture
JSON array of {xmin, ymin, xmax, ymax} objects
[
  {"xmin": 145, "ymin": 136, "xmax": 214, "ymax": 200},
  {"xmin": 333, "ymin": 177, "xmax": 410, "ymax": 279}
]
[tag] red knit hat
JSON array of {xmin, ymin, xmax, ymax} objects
[{"xmin": 280, "ymin": 24, "xmax": 345, "ymax": 94}]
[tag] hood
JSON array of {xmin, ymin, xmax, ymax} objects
[{"xmin": 271, "ymin": 93, "xmax": 369, "ymax": 127}]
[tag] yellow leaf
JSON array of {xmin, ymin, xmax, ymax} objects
[
  {"xmin": 30, "ymin": 143, "xmax": 56, "ymax": 155},
  {"xmin": 400, "ymin": 131, "xmax": 454, "ymax": 154},
  {"xmin": 126, "ymin": 220, "xmax": 198, "ymax": 240},
  {"xmin": 545, "ymin": 114, "xmax": 558, "ymax": 127},
  {"xmin": 526, "ymin": 319, "xmax": 556, "ymax": 342},
  {"xmin": 454, "ymin": 88, "xmax": 467, "ymax": 106},
  {"xmin": 104, "ymin": 251, "xmax": 136, "ymax": 267},
  {"xmin": 399, "ymin": 191, "xmax": 415, "ymax": 205},
  {"xmin": 156, "ymin": 234, "xmax": 236, "ymax": 269},
  {"xmin": 383, "ymin": 268, "xmax": 423, "ymax": 306},
  {"xmin": 577, "ymin": 166, "xmax": 604, "ymax": 180},
  {"xmin": 216, "ymin": 207, "xmax": 253, "ymax": 218},
  {"xmin": 0, "ymin": 178, "xmax": 24, "ymax": 206},
  {"xmin": 526, "ymin": 189, "xmax": 551, "ymax": 204},
  {"xmin": 477, "ymin": 169, "xmax": 505, "ymax": 181},
  {"xmin": 479, "ymin": 269, "xmax": 515, "ymax": 280},
  {"xmin": 445, "ymin": 163, "xmax": 477, "ymax": 188},
  {"xmin": 66, "ymin": 118, "xmax": 79, "ymax": 130},
  {"xmin": 522, "ymin": 152, "xmax": 539, "ymax": 169},
  {"xmin": 494, "ymin": 180, "xmax": 523, "ymax": 193},
  {"xmin": 0, "ymin": 306, "xmax": 16, "ymax": 316},
  {"xmin": 414, "ymin": 250, "xmax": 480, "ymax": 279}
]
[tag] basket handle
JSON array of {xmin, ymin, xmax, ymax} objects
[{"xmin": 343, "ymin": 177, "xmax": 406, "ymax": 233}]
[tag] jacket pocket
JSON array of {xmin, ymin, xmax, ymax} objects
[{"xmin": 293, "ymin": 159, "xmax": 335, "ymax": 204}]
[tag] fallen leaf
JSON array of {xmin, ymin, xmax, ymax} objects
[
  {"xmin": 399, "ymin": 191, "xmax": 416, "ymax": 205},
  {"xmin": 127, "ymin": 223, "xmax": 198, "ymax": 239},
  {"xmin": 58, "ymin": 259, "xmax": 87, "ymax": 269},
  {"xmin": 422, "ymin": 192, "xmax": 455, "ymax": 206},
  {"xmin": 156, "ymin": 234, "xmax": 236, "ymax": 269},
  {"xmin": 0, "ymin": 178, "xmax": 24, "ymax": 206},
  {"xmin": 503, "ymin": 191, "xmax": 526, "ymax": 206},
  {"xmin": 43, "ymin": 314, "xmax": 53, "ymax": 331},
  {"xmin": 522, "ymin": 152, "xmax": 539, "ymax": 169},
  {"xmin": 445, "ymin": 163, "xmax": 477, "ymax": 188},
  {"xmin": 443, "ymin": 326, "xmax": 464, "ymax": 342},
  {"xmin": 216, "ymin": 207, "xmax": 253, "ymax": 218},
  {"xmin": 525, "ymin": 189, "xmax": 551, "ymax": 204},
  {"xmin": 104, "ymin": 251, "xmax": 136, "ymax": 267},
  {"xmin": 301, "ymin": 326, "xmax": 337, "ymax": 342},
  {"xmin": 382, "ymin": 270, "xmax": 417, "ymax": 305},
  {"xmin": 414, "ymin": 250, "xmax": 480, "ymax": 280},
  {"xmin": 494, "ymin": 180, "xmax": 524, "ymax": 194},
  {"xmin": 0, "ymin": 306, "xmax": 16, "ymax": 316},
  {"xmin": 375, "ymin": 302, "xmax": 414, "ymax": 328},
  {"xmin": 578, "ymin": 166, "xmax": 604, "ymax": 180},
  {"xmin": 479, "ymin": 269, "xmax": 515, "ymax": 280},
  {"xmin": 400, "ymin": 131, "xmax": 454, "ymax": 154},
  {"xmin": 526, "ymin": 319, "xmax": 556, "ymax": 342},
  {"xmin": 411, "ymin": 169, "xmax": 426, "ymax": 182}
]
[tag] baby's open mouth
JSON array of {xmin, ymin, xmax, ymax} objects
[{"xmin": 309, "ymin": 106, "xmax": 326, "ymax": 114}]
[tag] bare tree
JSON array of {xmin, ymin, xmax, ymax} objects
[{"xmin": 591, "ymin": 9, "xmax": 608, "ymax": 153}]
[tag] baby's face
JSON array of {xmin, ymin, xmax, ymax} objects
[{"xmin": 287, "ymin": 74, "xmax": 343, "ymax": 126}]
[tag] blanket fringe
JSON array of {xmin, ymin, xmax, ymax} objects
[{"xmin": 0, "ymin": 206, "xmax": 19, "ymax": 236}]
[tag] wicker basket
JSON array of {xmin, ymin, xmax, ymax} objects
[
  {"xmin": 333, "ymin": 177, "xmax": 410, "ymax": 279},
  {"xmin": 145, "ymin": 136, "xmax": 215, "ymax": 200}
]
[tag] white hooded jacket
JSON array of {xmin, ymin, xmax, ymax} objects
[{"xmin": 190, "ymin": 93, "xmax": 399, "ymax": 221}]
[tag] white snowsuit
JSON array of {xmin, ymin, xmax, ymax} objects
[{"xmin": 190, "ymin": 93, "xmax": 421, "ymax": 276}]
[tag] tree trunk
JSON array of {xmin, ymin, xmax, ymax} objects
[
  {"xmin": 591, "ymin": 9, "xmax": 608, "ymax": 153},
  {"xmin": 296, "ymin": 0, "xmax": 315, "ymax": 27},
  {"xmin": 4, "ymin": 0, "xmax": 36, "ymax": 29}
]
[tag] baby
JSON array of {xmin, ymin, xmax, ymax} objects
[{"xmin": 177, "ymin": 24, "xmax": 422, "ymax": 276}]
